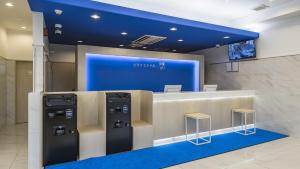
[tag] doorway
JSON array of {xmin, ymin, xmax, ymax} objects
[{"xmin": 16, "ymin": 61, "xmax": 33, "ymax": 123}]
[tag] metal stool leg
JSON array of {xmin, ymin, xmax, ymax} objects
[
  {"xmin": 209, "ymin": 116, "xmax": 212, "ymax": 143},
  {"xmin": 231, "ymin": 110, "xmax": 235, "ymax": 132},
  {"xmin": 185, "ymin": 116, "xmax": 188, "ymax": 141},
  {"xmin": 254, "ymin": 111, "xmax": 256, "ymax": 134},
  {"xmin": 196, "ymin": 119, "xmax": 199, "ymax": 145},
  {"xmin": 244, "ymin": 112, "xmax": 247, "ymax": 135}
]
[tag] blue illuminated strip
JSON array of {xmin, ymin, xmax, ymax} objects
[
  {"xmin": 86, "ymin": 53, "xmax": 200, "ymax": 92},
  {"xmin": 87, "ymin": 53, "xmax": 199, "ymax": 63},
  {"xmin": 193, "ymin": 61, "xmax": 200, "ymax": 91}
]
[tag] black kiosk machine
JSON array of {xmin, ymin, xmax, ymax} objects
[
  {"xmin": 43, "ymin": 94, "xmax": 78, "ymax": 166},
  {"xmin": 106, "ymin": 92, "xmax": 133, "ymax": 155}
]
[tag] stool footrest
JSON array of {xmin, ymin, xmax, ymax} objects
[
  {"xmin": 187, "ymin": 136, "xmax": 211, "ymax": 145},
  {"xmin": 234, "ymin": 128, "xmax": 256, "ymax": 136}
]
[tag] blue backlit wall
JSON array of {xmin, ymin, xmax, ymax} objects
[{"xmin": 86, "ymin": 54, "xmax": 200, "ymax": 92}]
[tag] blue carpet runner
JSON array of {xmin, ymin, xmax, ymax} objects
[{"xmin": 46, "ymin": 129, "xmax": 287, "ymax": 169}]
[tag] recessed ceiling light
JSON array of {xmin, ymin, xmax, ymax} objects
[
  {"xmin": 91, "ymin": 14, "xmax": 100, "ymax": 19},
  {"xmin": 177, "ymin": 39, "xmax": 184, "ymax": 42},
  {"xmin": 224, "ymin": 36, "xmax": 231, "ymax": 39},
  {"xmin": 142, "ymin": 47, "xmax": 147, "ymax": 49},
  {"xmin": 170, "ymin": 27, "xmax": 177, "ymax": 31},
  {"xmin": 77, "ymin": 40, "xmax": 83, "ymax": 43},
  {"xmin": 21, "ymin": 26, "xmax": 26, "ymax": 30},
  {"xmin": 121, "ymin": 32, "xmax": 128, "ymax": 36},
  {"xmin": 5, "ymin": 2, "xmax": 14, "ymax": 7},
  {"xmin": 54, "ymin": 9, "xmax": 63, "ymax": 15},
  {"xmin": 119, "ymin": 44, "xmax": 124, "ymax": 47}
]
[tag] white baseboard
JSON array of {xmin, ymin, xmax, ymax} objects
[{"xmin": 154, "ymin": 124, "xmax": 255, "ymax": 146}]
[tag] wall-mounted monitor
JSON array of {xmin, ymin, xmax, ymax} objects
[
  {"xmin": 203, "ymin": 85, "xmax": 218, "ymax": 92},
  {"xmin": 228, "ymin": 40, "xmax": 256, "ymax": 60},
  {"xmin": 86, "ymin": 54, "xmax": 200, "ymax": 92},
  {"xmin": 164, "ymin": 85, "xmax": 182, "ymax": 93}
]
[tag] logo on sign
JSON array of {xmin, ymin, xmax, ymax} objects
[
  {"xmin": 133, "ymin": 62, "xmax": 166, "ymax": 70},
  {"xmin": 159, "ymin": 62, "xmax": 165, "ymax": 70}
]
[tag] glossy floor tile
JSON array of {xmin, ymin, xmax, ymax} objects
[
  {"xmin": 167, "ymin": 137, "xmax": 300, "ymax": 169},
  {"xmin": 0, "ymin": 124, "xmax": 27, "ymax": 169},
  {"xmin": 1, "ymin": 124, "xmax": 300, "ymax": 169}
]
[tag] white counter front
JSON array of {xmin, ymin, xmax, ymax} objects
[
  {"xmin": 152, "ymin": 90, "xmax": 255, "ymax": 140},
  {"xmin": 154, "ymin": 90, "xmax": 255, "ymax": 102},
  {"xmin": 28, "ymin": 90, "xmax": 255, "ymax": 168}
]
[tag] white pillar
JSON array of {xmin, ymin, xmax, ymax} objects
[
  {"xmin": 29, "ymin": 12, "xmax": 44, "ymax": 169},
  {"xmin": 32, "ymin": 12, "xmax": 44, "ymax": 92}
]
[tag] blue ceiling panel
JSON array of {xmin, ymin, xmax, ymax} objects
[{"xmin": 28, "ymin": 0, "xmax": 259, "ymax": 53}]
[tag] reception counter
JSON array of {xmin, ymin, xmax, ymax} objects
[
  {"xmin": 153, "ymin": 90, "xmax": 255, "ymax": 140},
  {"xmin": 28, "ymin": 90, "xmax": 255, "ymax": 169}
]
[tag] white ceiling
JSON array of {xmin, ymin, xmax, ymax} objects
[
  {"xmin": 0, "ymin": 0, "xmax": 299, "ymax": 33},
  {"xmin": 94, "ymin": 0, "xmax": 295, "ymax": 27},
  {"xmin": 0, "ymin": 0, "xmax": 32, "ymax": 31}
]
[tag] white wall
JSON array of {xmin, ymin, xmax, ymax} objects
[
  {"xmin": 0, "ymin": 56, "xmax": 7, "ymax": 128},
  {"xmin": 6, "ymin": 60, "xmax": 16, "ymax": 125},
  {"xmin": 77, "ymin": 45, "xmax": 205, "ymax": 91},
  {"xmin": 193, "ymin": 45, "xmax": 228, "ymax": 65},
  {"xmin": 0, "ymin": 27, "xmax": 33, "ymax": 61},
  {"xmin": 193, "ymin": 15, "xmax": 300, "ymax": 137},
  {"xmin": 6, "ymin": 29, "xmax": 33, "ymax": 61},
  {"xmin": 0, "ymin": 27, "xmax": 33, "ymax": 127},
  {"xmin": 46, "ymin": 44, "xmax": 76, "ymax": 92},
  {"xmin": 49, "ymin": 44, "xmax": 76, "ymax": 63},
  {"xmin": 0, "ymin": 58, "xmax": 14, "ymax": 128},
  {"xmin": 256, "ymin": 16, "xmax": 300, "ymax": 59},
  {"xmin": 195, "ymin": 14, "xmax": 300, "ymax": 65},
  {"xmin": 0, "ymin": 24, "xmax": 7, "ymax": 58}
]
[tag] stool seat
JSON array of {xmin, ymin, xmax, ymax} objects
[
  {"xmin": 232, "ymin": 109, "xmax": 255, "ymax": 114},
  {"xmin": 185, "ymin": 113, "xmax": 210, "ymax": 120}
]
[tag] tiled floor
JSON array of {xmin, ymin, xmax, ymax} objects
[
  {"xmin": 1, "ymin": 124, "xmax": 300, "ymax": 169},
  {"xmin": 0, "ymin": 124, "xmax": 27, "ymax": 169},
  {"xmin": 167, "ymin": 136, "xmax": 300, "ymax": 169}
]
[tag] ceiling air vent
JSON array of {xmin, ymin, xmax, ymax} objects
[
  {"xmin": 253, "ymin": 4, "xmax": 270, "ymax": 11},
  {"xmin": 152, "ymin": 48, "xmax": 170, "ymax": 52},
  {"xmin": 130, "ymin": 35, "xmax": 167, "ymax": 47}
]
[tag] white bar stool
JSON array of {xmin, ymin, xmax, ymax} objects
[
  {"xmin": 185, "ymin": 113, "xmax": 212, "ymax": 145},
  {"xmin": 231, "ymin": 108, "xmax": 256, "ymax": 135}
]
